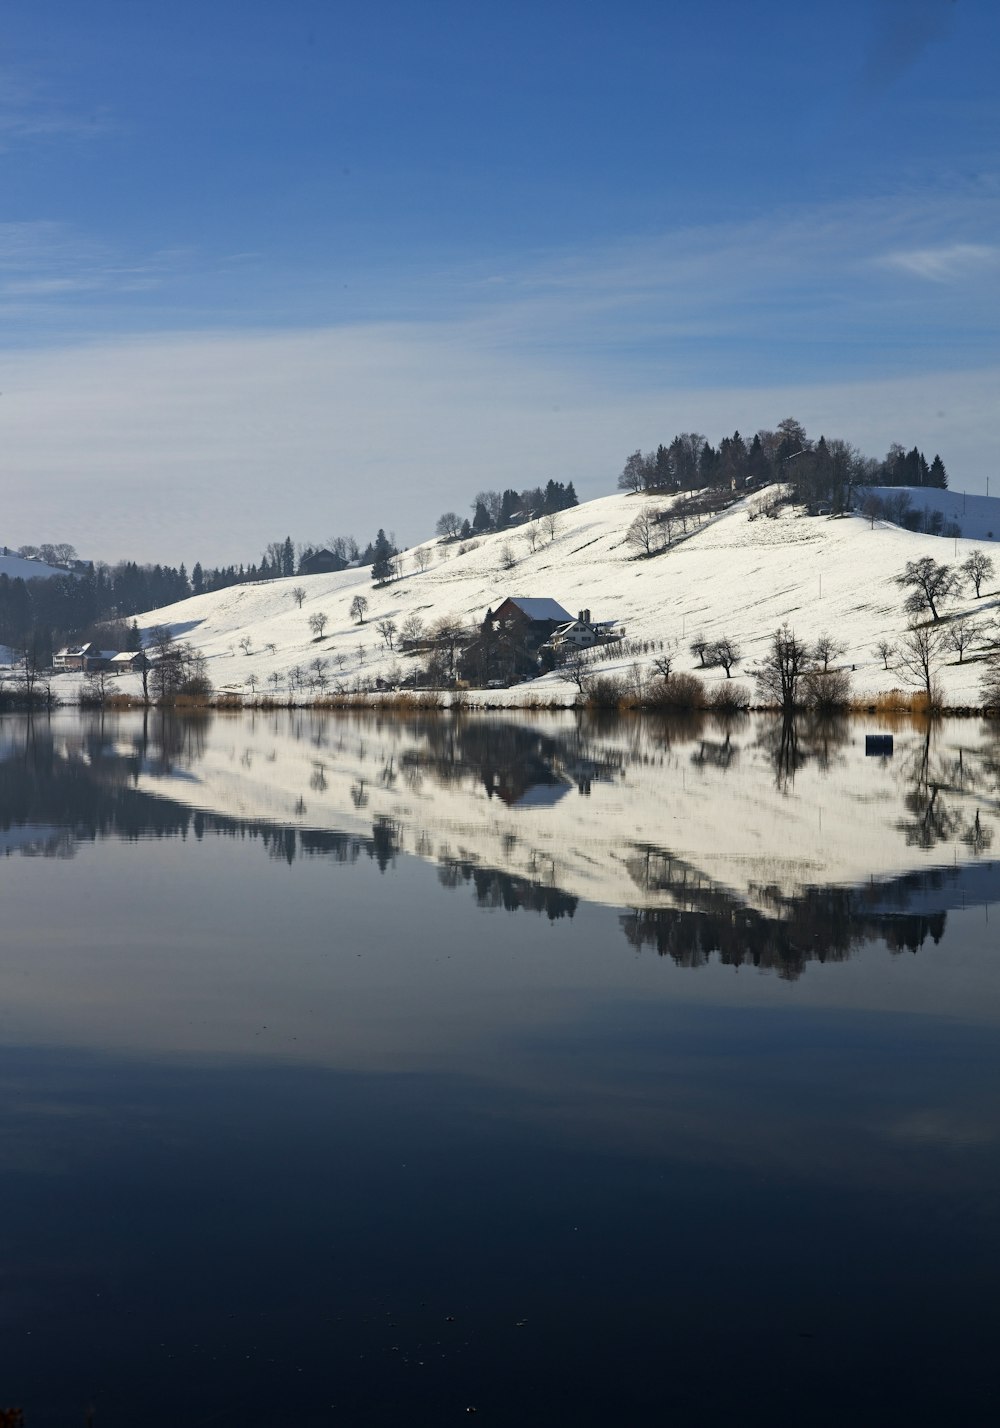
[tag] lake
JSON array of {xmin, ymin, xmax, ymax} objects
[{"xmin": 1, "ymin": 709, "xmax": 998, "ymax": 1426}]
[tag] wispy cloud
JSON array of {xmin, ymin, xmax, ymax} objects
[
  {"xmin": 0, "ymin": 69, "xmax": 112, "ymax": 148},
  {"xmin": 878, "ymin": 242, "xmax": 1000, "ymax": 282},
  {"xmin": 0, "ymin": 223, "xmax": 189, "ymax": 306}
]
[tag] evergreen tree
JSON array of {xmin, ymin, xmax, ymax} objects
[
  {"xmin": 929, "ymin": 454, "xmax": 948, "ymax": 489},
  {"xmin": 371, "ymin": 529, "xmax": 395, "ymax": 583},
  {"xmin": 499, "ymin": 489, "xmax": 521, "ymax": 526},
  {"xmin": 653, "ymin": 445, "xmax": 672, "ymax": 489},
  {"xmin": 282, "ymin": 536, "xmax": 295, "ymax": 577}
]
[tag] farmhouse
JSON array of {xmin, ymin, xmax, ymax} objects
[
  {"xmin": 460, "ymin": 597, "xmax": 574, "ymax": 685},
  {"xmin": 544, "ymin": 609, "xmax": 625, "ymax": 651},
  {"xmin": 53, "ymin": 643, "xmax": 112, "ymax": 672},
  {"xmin": 298, "ymin": 548, "xmax": 349, "ymax": 577}
]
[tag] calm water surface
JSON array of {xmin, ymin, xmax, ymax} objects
[{"xmin": 0, "ymin": 710, "xmax": 998, "ymax": 1426}]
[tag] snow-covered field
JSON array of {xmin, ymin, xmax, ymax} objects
[
  {"xmin": 52, "ymin": 487, "xmax": 1000, "ymax": 706},
  {"xmin": 0, "ymin": 551, "xmax": 68, "ymax": 581}
]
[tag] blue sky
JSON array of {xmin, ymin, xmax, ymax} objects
[{"xmin": 1, "ymin": 0, "xmax": 998, "ymax": 563}]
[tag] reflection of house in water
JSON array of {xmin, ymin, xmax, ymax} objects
[
  {"xmin": 403, "ymin": 718, "xmax": 624, "ymax": 805},
  {"xmin": 483, "ymin": 759, "xmax": 573, "ymax": 807}
]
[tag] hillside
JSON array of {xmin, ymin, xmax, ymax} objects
[
  {"xmin": 0, "ymin": 551, "xmax": 70, "ymax": 582},
  {"xmin": 57, "ymin": 488, "xmax": 1000, "ymax": 706},
  {"xmin": 866, "ymin": 486, "xmax": 1000, "ymax": 543}
]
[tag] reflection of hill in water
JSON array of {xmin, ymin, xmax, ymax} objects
[{"xmin": 2, "ymin": 711, "xmax": 998, "ymax": 975}]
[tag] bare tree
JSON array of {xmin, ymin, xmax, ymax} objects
[
  {"xmin": 267, "ymin": 671, "xmax": 283, "ymax": 699},
  {"xmin": 245, "ymin": 671, "xmax": 259, "ymax": 696},
  {"xmin": 414, "ymin": 546, "xmax": 432, "ymax": 573},
  {"xmin": 943, "ymin": 620, "xmax": 976, "ymax": 664},
  {"xmin": 499, "ymin": 541, "xmax": 517, "ymax": 571},
  {"xmin": 429, "ymin": 615, "xmax": 466, "ymax": 682},
  {"xmin": 895, "ymin": 556, "xmax": 960, "ymax": 621},
  {"xmin": 238, "ymin": 635, "xmax": 253, "ymax": 656},
  {"xmin": 706, "ymin": 636, "xmax": 742, "ymax": 678},
  {"xmin": 435, "ymin": 512, "xmax": 462, "ymax": 540},
  {"xmin": 83, "ymin": 667, "xmax": 113, "ymax": 706},
  {"xmin": 962, "ymin": 549, "xmax": 995, "ymax": 599},
  {"xmin": 626, "ymin": 508, "xmax": 664, "ymax": 558},
  {"xmin": 689, "ymin": 633, "xmax": 709, "ymax": 668},
  {"xmin": 812, "ymin": 632, "xmax": 847, "ymax": 672},
  {"xmin": 896, "ymin": 621, "xmax": 944, "ymax": 708},
  {"xmin": 617, "ymin": 449, "xmax": 649, "ymax": 493},
  {"xmin": 523, "ymin": 523, "xmax": 541, "ymax": 554},
  {"xmin": 651, "ymin": 652, "xmax": 674, "ymax": 681},
  {"xmin": 400, "ymin": 612, "xmax": 425, "ymax": 645},
  {"xmin": 873, "ymin": 638, "xmax": 895, "ymax": 670},
  {"xmin": 308, "ymin": 611, "xmax": 328, "ymax": 639},
  {"xmin": 377, "ymin": 618, "xmax": 398, "ymax": 650},
  {"xmin": 543, "ymin": 510, "xmax": 560, "ymax": 543},
  {"xmin": 311, "ymin": 656, "xmax": 328, "ymax": 689},
  {"xmin": 755, "ymin": 625, "xmax": 812, "ymax": 710},
  {"xmin": 859, "ymin": 491, "xmax": 880, "ymax": 528},
  {"xmin": 349, "ymin": 594, "xmax": 368, "ymax": 624},
  {"xmin": 564, "ymin": 650, "xmax": 591, "ymax": 696},
  {"xmin": 291, "ymin": 586, "xmax": 307, "ymax": 609}
]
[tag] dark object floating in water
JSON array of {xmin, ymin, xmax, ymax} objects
[{"xmin": 865, "ymin": 734, "xmax": 894, "ymax": 756}]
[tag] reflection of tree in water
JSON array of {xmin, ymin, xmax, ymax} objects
[
  {"xmin": 437, "ymin": 857, "xmax": 577, "ymax": 920},
  {"xmin": 622, "ymin": 888, "xmax": 948, "ymax": 981},
  {"xmin": 755, "ymin": 714, "xmax": 852, "ymax": 790},
  {"xmin": 0, "ymin": 714, "xmax": 208, "ymax": 850},
  {"xmin": 896, "ymin": 723, "xmax": 997, "ymax": 852},
  {"xmin": 623, "ymin": 842, "xmax": 966, "ymax": 978},
  {"xmin": 689, "ymin": 730, "xmax": 738, "ymax": 772}
]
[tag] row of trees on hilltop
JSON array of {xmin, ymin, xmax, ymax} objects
[
  {"xmin": 436, "ymin": 480, "xmax": 578, "ymax": 542},
  {"xmin": 617, "ymin": 418, "xmax": 948, "ymax": 514}
]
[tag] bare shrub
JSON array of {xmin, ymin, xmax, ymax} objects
[
  {"xmin": 708, "ymin": 681, "xmax": 750, "ymax": 713},
  {"xmin": 643, "ymin": 671, "xmax": 705, "ymax": 710},
  {"xmin": 583, "ymin": 674, "xmax": 628, "ymax": 708},
  {"xmin": 802, "ymin": 666, "xmax": 853, "ymax": 712}
]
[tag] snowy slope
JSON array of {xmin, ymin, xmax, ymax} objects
[
  {"xmin": 61, "ymin": 488, "xmax": 1000, "ymax": 706},
  {"xmin": 866, "ymin": 487, "xmax": 1000, "ymax": 543},
  {"xmin": 0, "ymin": 551, "xmax": 69, "ymax": 581}
]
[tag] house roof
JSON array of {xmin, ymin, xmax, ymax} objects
[{"xmin": 503, "ymin": 597, "xmax": 573, "ymax": 622}]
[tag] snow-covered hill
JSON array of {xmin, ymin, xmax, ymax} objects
[
  {"xmin": 60, "ymin": 488, "xmax": 1000, "ymax": 705},
  {"xmin": 866, "ymin": 486, "xmax": 1000, "ymax": 543},
  {"xmin": 0, "ymin": 551, "xmax": 70, "ymax": 581}
]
